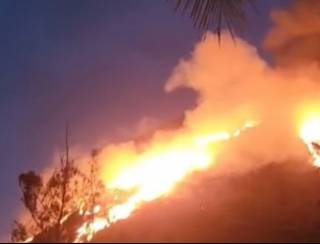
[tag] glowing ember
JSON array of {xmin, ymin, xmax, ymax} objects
[
  {"xmin": 22, "ymin": 237, "xmax": 34, "ymax": 243},
  {"xmin": 75, "ymin": 121, "xmax": 257, "ymax": 242},
  {"xmin": 76, "ymin": 217, "xmax": 109, "ymax": 243}
]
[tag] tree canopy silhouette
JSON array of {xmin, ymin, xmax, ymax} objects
[{"xmin": 11, "ymin": 130, "xmax": 106, "ymax": 243}]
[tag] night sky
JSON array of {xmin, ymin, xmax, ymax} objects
[{"xmin": 0, "ymin": 0, "xmax": 289, "ymax": 239}]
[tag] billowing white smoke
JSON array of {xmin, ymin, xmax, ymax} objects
[
  {"xmin": 94, "ymin": 32, "xmax": 320, "ymax": 184},
  {"xmin": 165, "ymin": 32, "xmax": 320, "ymax": 175}
]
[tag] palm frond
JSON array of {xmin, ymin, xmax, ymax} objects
[{"xmin": 174, "ymin": 0, "xmax": 255, "ymax": 38}]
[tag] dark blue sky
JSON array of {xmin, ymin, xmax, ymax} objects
[{"xmin": 0, "ymin": 0, "xmax": 290, "ymax": 239}]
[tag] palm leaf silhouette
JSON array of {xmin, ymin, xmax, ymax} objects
[{"xmin": 174, "ymin": 0, "xmax": 255, "ymax": 38}]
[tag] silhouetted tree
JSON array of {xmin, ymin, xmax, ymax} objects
[
  {"xmin": 11, "ymin": 127, "xmax": 106, "ymax": 243},
  {"xmin": 11, "ymin": 127, "xmax": 78, "ymax": 242}
]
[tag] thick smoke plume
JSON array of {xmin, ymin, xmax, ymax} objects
[
  {"xmin": 265, "ymin": 0, "xmax": 320, "ymax": 67},
  {"xmin": 164, "ymin": 32, "xmax": 320, "ymax": 174},
  {"xmin": 97, "ymin": 32, "xmax": 320, "ymax": 183}
]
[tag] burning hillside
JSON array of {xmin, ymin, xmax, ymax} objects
[
  {"xmin": 14, "ymin": 3, "xmax": 320, "ymax": 242},
  {"xmin": 77, "ymin": 33, "xmax": 320, "ymax": 240},
  {"xmin": 24, "ymin": 33, "xmax": 320, "ymax": 243},
  {"xmin": 91, "ymin": 161, "xmax": 320, "ymax": 243}
]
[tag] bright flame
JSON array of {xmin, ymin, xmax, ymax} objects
[
  {"xmin": 299, "ymin": 108, "xmax": 320, "ymax": 167},
  {"xmin": 76, "ymin": 217, "xmax": 109, "ymax": 242},
  {"xmin": 75, "ymin": 105, "xmax": 320, "ymax": 242},
  {"xmin": 75, "ymin": 121, "xmax": 257, "ymax": 242}
]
